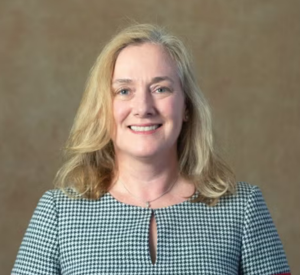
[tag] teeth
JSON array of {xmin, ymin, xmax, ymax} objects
[{"xmin": 130, "ymin": 125, "xmax": 160, "ymax": 132}]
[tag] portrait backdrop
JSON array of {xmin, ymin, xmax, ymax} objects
[{"xmin": 0, "ymin": 1, "xmax": 299, "ymax": 274}]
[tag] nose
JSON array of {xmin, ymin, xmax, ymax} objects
[{"xmin": 132, "ymin": 88, "xmax": 156, "ymax": 117}]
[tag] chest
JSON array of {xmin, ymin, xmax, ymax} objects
[{"xmin": 58, "ymin": 203, "xmax": 243, "ymax": 274}]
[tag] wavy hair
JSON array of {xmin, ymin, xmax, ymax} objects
[{"xmin": 54, "ymin": 23, "xmax": 236, "ymax": 206}]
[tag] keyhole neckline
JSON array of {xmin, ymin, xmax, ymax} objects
[{"xmin": 106, "ymin": 190, "xmax": 199, "ymax": 211}]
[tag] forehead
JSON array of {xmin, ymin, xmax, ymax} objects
[{"xmin": 113, "ymin": 43, "xmax": 179, "ymax": 81}]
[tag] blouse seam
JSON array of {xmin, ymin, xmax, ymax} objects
[
  {"xmin": 239, "ymin": 184, "xmax": 256, "ymax": 274},
  {"xmin": 50, "ymin": 190, "xmax": 61, "ymax": 273}
]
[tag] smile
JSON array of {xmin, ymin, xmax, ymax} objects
[{"xmin": 129, "ymin": 124, "xmax": 162, "ymax": 132}]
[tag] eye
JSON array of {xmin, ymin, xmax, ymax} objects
[
  {"xmin": 117, "ymin": 89, "xmax": 130, "ymax": 95},
  {"xmin": 155, "ymin": 87, "xmax": 168, "ymax": 93}
]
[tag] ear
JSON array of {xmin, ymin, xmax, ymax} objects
[{"xmin": 183, "ymin": 104, "xmax": 189, "ymax": 122}]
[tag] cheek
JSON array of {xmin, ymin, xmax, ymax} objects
[
  {"xmin": 111, "ymin": 101, "xmax": 129, "ymax": 142},
  {"xmin": 166, "ymin": 97, "xmax": 185, "ymax": 121},
  {"xmin": 113, "ymin": 100, "xmax": 129, "ymax": 123}
]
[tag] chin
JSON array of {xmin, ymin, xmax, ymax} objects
[
  {"xmin": 116, "ymin": 143, "xmax": 175, "ymax": 160},
  {"xmin": 131, "ymin": 150, "xmax": 160, "ymax": 159},
  {"xmin": 125, "ymin": 145, "xmax": 164, "ymax": 159}
]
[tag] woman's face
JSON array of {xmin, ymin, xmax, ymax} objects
[{"xmin": 111, "ymin": 43, "xmax": 186, "ymax": 160}]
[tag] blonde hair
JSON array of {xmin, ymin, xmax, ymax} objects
[{"xmin": 54, "ymin": 23, "xmax": 236, "ymax": 206}]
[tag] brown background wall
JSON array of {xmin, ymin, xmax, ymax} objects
[{"xmin": 1, "ymin": 0, "xmax": 299, "ymax": 274}]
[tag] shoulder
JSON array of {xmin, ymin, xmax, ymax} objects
[
  {"xmin": 39, "ymin": 188, "xmax": 90, "ymax": 205},
  {"xmin": 233, "ymin": 181, "xmax": 261, "ymax": 198},
  {"xmin": 218, "ymin": 181, "xmax": 263, "ymax": 207},
  {"xmin": 187, "ymin": 182, "xmax": 264, "ymax": 228},
  {"xmin": 31, "ymin": 189, "xmax": 83, "ymax": 219},
  {"xmin": 211, "ymin": 182, "xmax": 272, "ymax": 224},
  {"xmin": 36, "ymin": 189, "xmax": 72, "ymax": 209},
  {"xmin": 37, "ymin": 188, "xmax": 111, "ymax": 218}
]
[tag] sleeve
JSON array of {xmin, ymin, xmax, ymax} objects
[
  {"xmin": 12, "ymin": 190, "xmax": 60, "ymax": 275},
  {"xmin": 239, "ymin": 185, "xmax": 291, "ymax": 275}
]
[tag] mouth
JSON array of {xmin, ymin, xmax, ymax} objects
[{"xmin": 128, "ymin": 124, "xmax": 162, "ymax": 132}]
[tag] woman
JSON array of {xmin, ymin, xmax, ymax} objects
[{"xmin": 13, "ymin": 24, "xmax": 290, "ymax": 274}]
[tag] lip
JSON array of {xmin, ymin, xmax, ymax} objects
[
  {"xmin": 128, "ymin": 123, "xmax": 162, "ymax": 127},
  {"xmin": 128, "ymin": 123, "xmax": 162, "ymax": 135}
]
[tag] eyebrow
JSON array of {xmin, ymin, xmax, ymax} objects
[
  {"xmin": 112, "ymin": 78, "xmax": 133, "ymax": 85},
  {"xmin": 151, "ymin": 76, "xmax": 174, "ymax": 84},
  {"xmin": 112, "ymin": 76, "xmax": 174, "ymax": 85}
]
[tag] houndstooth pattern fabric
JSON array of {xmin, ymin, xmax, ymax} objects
[{"xmin": 12, "ymin": 182, "xmax": 291, "ymax": 274}]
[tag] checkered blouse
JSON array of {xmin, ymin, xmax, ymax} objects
[{"xmin": 13, "ymin": 182, "xmax": 290, "ymax": 274}]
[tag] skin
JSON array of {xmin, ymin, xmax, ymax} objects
[
  {"xmin": 109, "ymin": 43, "xmax": 195, "ymax": 264},
  {"xmin": 110, "ymin": 42, "xmax": 194, "ymax": 205},
  {"xmin": 112, "ymin": 43, "xmax": 185, "ymax": 161}
]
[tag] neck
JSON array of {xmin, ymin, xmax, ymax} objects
[{"xmin": 112, "ymin": 150, "xmax": 180, "ymax": 201}]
